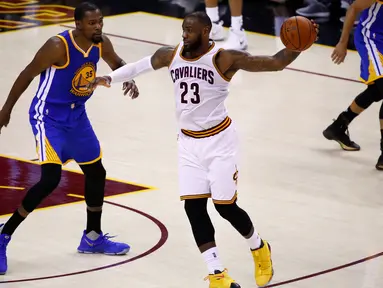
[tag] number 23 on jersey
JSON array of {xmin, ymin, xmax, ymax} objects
[{"xmin": 180, "ymin": 82, "xmax": 200, "ymax": 104}]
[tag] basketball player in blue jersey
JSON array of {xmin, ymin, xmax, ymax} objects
[
  {"xmin": 323, "ymin": 0, "xmax": 383, "ymax": 169},
  {"xmin": 0, "ymin": 2, "xmax": 138, "ymax": 274}
]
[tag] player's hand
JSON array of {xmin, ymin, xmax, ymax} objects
[
  {"xmin": 87, "ymin": 76, "xmax": 111, "ymax": 91},
  {"xmin": 122, "ymin": 80, "xmax": 139, "ymax": 99},
  {"xmin": 331, "ymin": 42, "xmax": 347, "ymax": 64},
  {"xmin": 311, "ymin": 20, "xmax": 319, "ymax": 41},
  {"xmin": 0, "ymin": 108, "xmax": 11, "ymax": 134}
]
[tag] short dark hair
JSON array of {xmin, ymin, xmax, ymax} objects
[
  {"xmin": 185, "ymin": 11, "xmax": 212, "ymax": 30},
  {"xmin": 74, "ymin": 2, "xmax": 100, "ymax": 21}
]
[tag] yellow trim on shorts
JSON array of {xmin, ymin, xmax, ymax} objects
[
  {"xmin": 76, "ymin": 150, "xmax": 103, "ymax": 165},
  {"xmin": 361, "ymin": 75, "xmax": 383, "ymax": 85},
  {"xmin": 180, "ymin": 193, "xmax": 211, "ymax": 201},
  {"xmin": 181, "ymin": 117, "xmax": 232, "ymax": 139},
  {"xmin": 212, "ymin": 192, "xmax": 238, "ymax": 205}
]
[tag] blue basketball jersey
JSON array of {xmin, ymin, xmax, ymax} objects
[
  {"xmin": 357, "ymin": 1, "xmax": 383, "ymax": 42},
  {"xmin": 29, "ymin": 30, "xmax": 101, "ymax": 126}
]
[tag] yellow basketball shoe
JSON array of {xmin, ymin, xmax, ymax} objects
[
  {"xmin": 204, "ymin": 269, "xmax": 241, "ymax": 288},
  {"xmin": 251, "ymin": 240, "xmax": 274, "ymax": 287}
]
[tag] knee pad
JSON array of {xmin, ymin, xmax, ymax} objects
[
  {"xmin": 22, "ymin": 164, "xmax": 62, "ymax": 212},
  {"xmin": 354, "ymin": 84, "xmax": 380, "ymax": 109},
  {"xmin": 184, "ymin": 199, "xmax": 215, "ymax": 247}
]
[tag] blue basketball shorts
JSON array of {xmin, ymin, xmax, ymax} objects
[
  {"xmin": 354, "ymin": 30, "xmax": 383, "ymax": 84},
  {"xmin": 30, "ymin": 117, "xmax": 101, "ymax": 165}
]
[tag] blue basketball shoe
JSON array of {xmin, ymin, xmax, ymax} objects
[
  {"xmin": 0, "ymin": 224, "xmax": 11, "ymax": 275},
  {"xmin": 77, "ymin": 231, "xmax": 130, "ymax": 255}
]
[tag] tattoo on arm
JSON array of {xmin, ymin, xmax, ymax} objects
[
  {"xmin": 272, "ymin": 49, "xmax": 301, "ymax": 69},
  {"xmin": 228, "ymin": 48, "xmax": 301, "ymax": 73},
  {"xmin": 151, "ymin": 46, "xmax": 176, "ymax": 70}
]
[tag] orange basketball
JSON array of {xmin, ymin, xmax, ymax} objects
[{"xmin": 280, "ymin": 16, "xmax": 317, "ymax": 52}]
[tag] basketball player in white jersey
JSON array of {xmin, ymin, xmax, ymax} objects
[{"xmin": 88, "ymin": 12, "xmax": 319, "ymax": 288}]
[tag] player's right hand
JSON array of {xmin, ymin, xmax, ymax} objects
[
  {"xmin": 0, "ymin": 108, "xmax": 11, "ymax": 134},
  {"xmin": 331, "ymin": 42, "xmax": 347, "ymax": 64},
  {"xmin": 87, "ymin": 76, "xmax": 111, "ymax": 91}
]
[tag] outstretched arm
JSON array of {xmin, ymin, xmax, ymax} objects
[
  {"xmin": 87, "ymin": 46, "xmax": 175, "ymax": 89},
  {"xmin": 216, "ymin": 20, "xmax": 319, "ymax": 78},
  {"xmin": 229, "ymin": 48, "xmax": 301, "ymax": 72},
  {"xmin": 215, "ymin": 48, "xmax": 301, "ymax": 79},
  {"xmin": 109, "ymin": 45, "xmax": 175, "ymax": 83}
]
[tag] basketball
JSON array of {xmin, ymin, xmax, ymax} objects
[{"xmin": 280, "ymin": 16, "xmax": 317, "ymax": 52}]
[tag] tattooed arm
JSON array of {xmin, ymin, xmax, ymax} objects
[
  {"xmin": 150, "ymin": 46, "xmax": 176, "ymax": 69},
  {"xmin": 215, "ymin": 48, "xmax": 301, "ymax": 79},
  {"xmin": 216, "ymin": 20, "xmax": 319, "ymax": 78}
]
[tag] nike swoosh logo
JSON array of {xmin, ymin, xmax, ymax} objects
[{"xmin": 84, "ymin": 239, "xmax": 95, "ymax": 246}]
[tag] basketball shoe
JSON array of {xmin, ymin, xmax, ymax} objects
[
  {"xmin": 77, "ymin": 230, "xmax": 130, "ymax": 255},
  {"xmin": 205, "ymin": 269, "xmax": 241, "ymax": 288},
  {"xmin": 323, "ymin": 114, "xmax": 360, "ymax": 151},
  {"xmin": 251, "ymin": 239, "xmax": 274, "ymax": 287},
  {"xmin": 0, "ymin": 224, "xmax": 11, "ymax": 275}
]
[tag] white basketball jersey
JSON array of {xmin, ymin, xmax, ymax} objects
[{"xmin": 168, "ymin": 41, "xmax": 230, "ymax": 131}]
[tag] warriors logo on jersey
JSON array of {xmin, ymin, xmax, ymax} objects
[{"xmin": 71, "ymin": 62, "xmax": 96, "ymax": 97}]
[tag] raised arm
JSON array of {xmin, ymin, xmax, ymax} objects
[{"xmin": 0, "ymin": 37, "xmax": 66, "ymax": 132}]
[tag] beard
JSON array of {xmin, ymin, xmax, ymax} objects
[
  {"xmin": 91, "ymin": 34, "xmax": 103, "ymax": 44},
  {"xmin": 183, "ymin": 34, "xmax": 202, "ymax": 52}
]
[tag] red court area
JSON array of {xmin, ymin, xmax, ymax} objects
[{"xmin": 0, "ymin": 156, "xmax": 151, "ymax": 216}]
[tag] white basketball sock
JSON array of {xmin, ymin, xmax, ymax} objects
[
  {"xmin": 231, "ymin": 15, "xmax": 243, "ymax": 31},
  {"xmin": 206, "ymin": 6, "xmax": 219, "ymax": 23},
  {"xmin": 247, "ymin": 231, "xmax": 262, "ymax": 250},
  {"xmin": 202, "ymin": 247, "xmax": 224, "ymax": 274}
]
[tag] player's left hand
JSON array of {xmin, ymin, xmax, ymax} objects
[
  {"xmin": 310, "ymin": 19, "xmax": 320, "ymax": 41},
  {"xmin": 122, "ymin": 80, "xmax": 139, "ymax": 99}
]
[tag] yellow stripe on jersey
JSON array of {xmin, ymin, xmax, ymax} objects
[
  {"xmin": 181, "ymin": 116, "xmax": 232, "ymax": 138},
  {"xmin": 52, "ymin": 35, "xmax": 70, "ymax": 69}
]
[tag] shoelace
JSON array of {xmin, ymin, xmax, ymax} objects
[
  {"xmin": 332, "ymin": 118, "xmax": 352, "ymax": 140},
  {"xmin": 99, "ymin": 233, "xmax": 117, "ymax": 244}
]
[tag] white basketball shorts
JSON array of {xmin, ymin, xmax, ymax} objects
[{"xmin": 177, "ymin": 117, "xmax": 239, "ymax": 204}]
